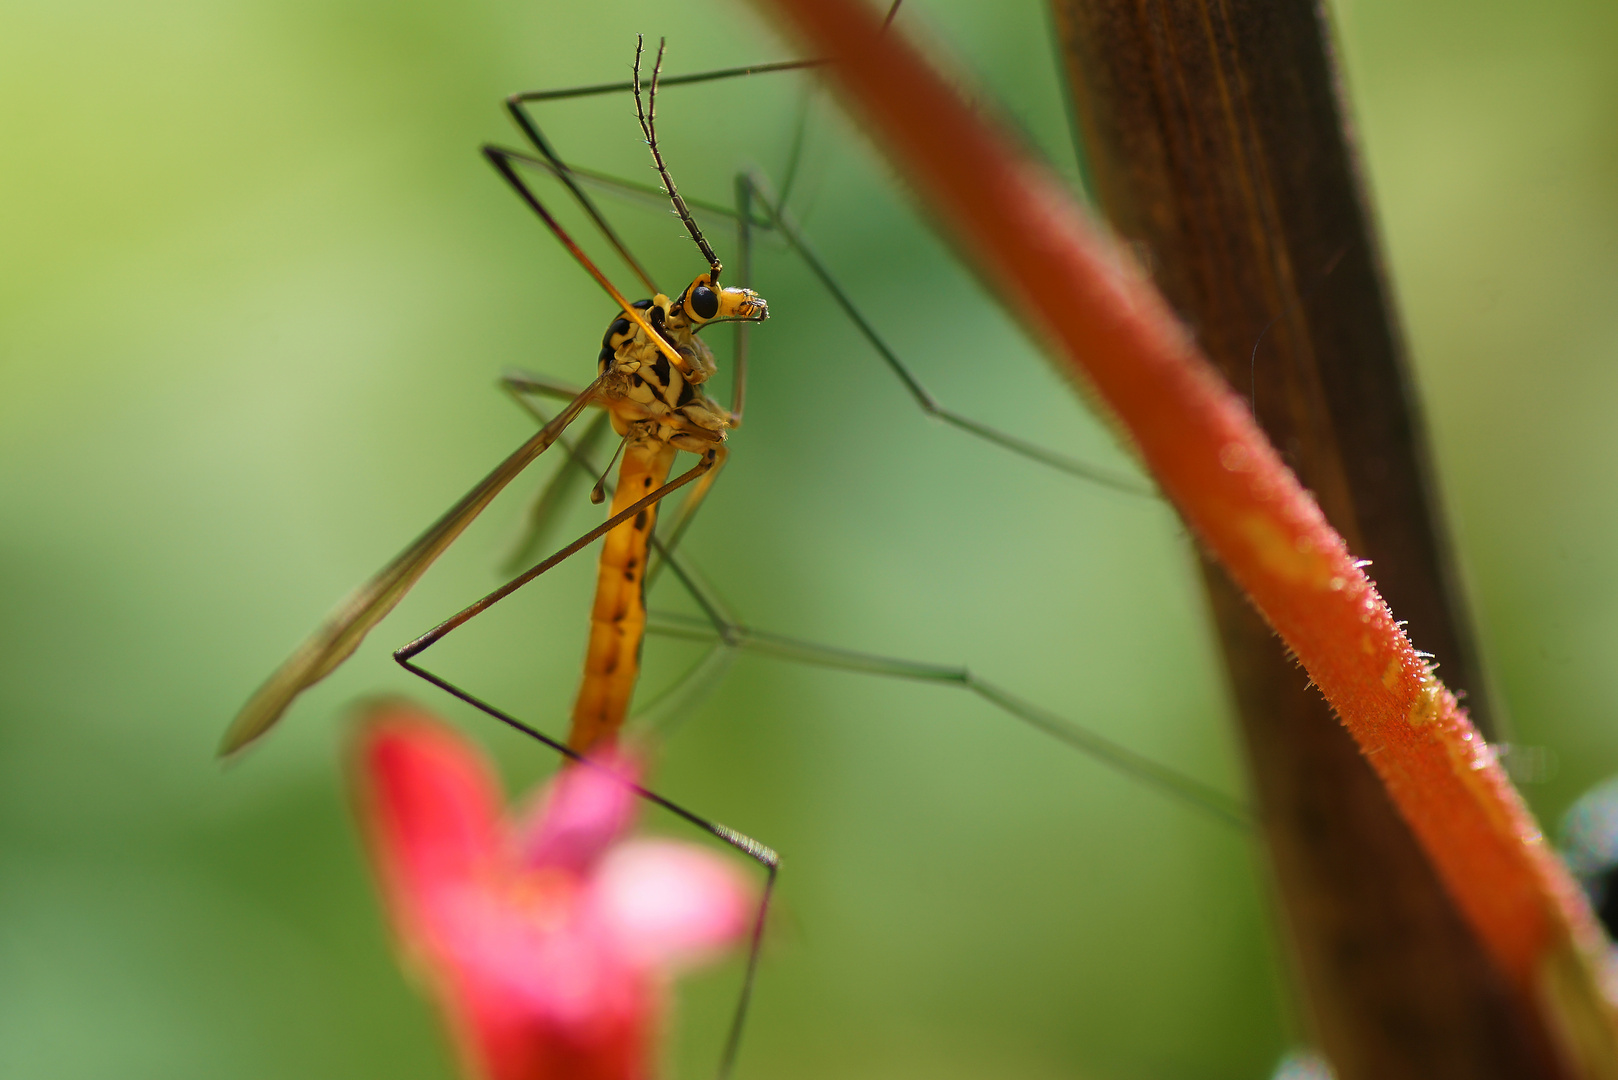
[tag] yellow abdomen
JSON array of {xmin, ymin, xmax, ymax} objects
[{"xmin": 567, "ymin": 433, "xmax": 677, "ymax": 753}]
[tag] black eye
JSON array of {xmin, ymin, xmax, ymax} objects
[{"xmin": 689, "ymin": 284, "xmax": 719, "ymax": 321}]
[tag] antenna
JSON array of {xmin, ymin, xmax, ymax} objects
[{"xmin": 633, "ymin": 36, "xmax": 722, "ymax": 279}]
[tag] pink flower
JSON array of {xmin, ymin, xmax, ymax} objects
[{"xmin": 351, "ymin": 703, "xmax": 754, "ymax": 1080}]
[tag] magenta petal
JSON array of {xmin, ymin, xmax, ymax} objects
[
  {"xmin": 515, "ymin": 755, "xmax": 641, "ymax": 874},
  {"xmin": 352, "ymin": 714, "xmax": 745, "ymax": 1080},
  {"xmin": 356, "ymin": 708, "xmax": 505, "ymax": 949},
  {"xmin": 434, "ymin": 883, "xmax": 630, "ymax": 1023},
  {"xmin": 589, "ymin": 840, "xmax": 754, "ymax": 971}
]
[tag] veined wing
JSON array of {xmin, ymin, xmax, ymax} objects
[
  {"xmin": 219, "ymin": 375, "xmax": 607, "ymax": 756},
  {"xmin": 500, "ymin": 372, "xmax": 614, "ymax": 575}
]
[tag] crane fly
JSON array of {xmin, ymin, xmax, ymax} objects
[
  {"xmin": 222, "ymin": 25, "xmax": 1250, "ymax": 1078},
  {"xmin": 221, "ymin": 39, "xmax": 763, "ymax": 760}
]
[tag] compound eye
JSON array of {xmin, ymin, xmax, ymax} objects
[{"xmin": 689, "ymin": 284, "xmax": 719, "ymax": 321}]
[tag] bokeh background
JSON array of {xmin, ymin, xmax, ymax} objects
[{"xmin": 3, "ymin": 0, "xmax": 1616, "ymax": 1077}]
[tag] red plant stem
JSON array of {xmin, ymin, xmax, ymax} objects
[{"xmin": 753, "ymin": 0, "xmax": 1611, "ymax": 1023}]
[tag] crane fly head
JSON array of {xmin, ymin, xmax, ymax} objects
[{"xmin": 677, "ymin": 268, "xmax": 768, "ymax": 328}]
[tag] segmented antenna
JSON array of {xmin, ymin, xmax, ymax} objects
[{"xmin": 633, "ymin": 36, "xmax": 722, "ymax": 278}]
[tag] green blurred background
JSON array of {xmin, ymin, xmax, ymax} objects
[{"xmin": 2, "ymin": 0, "xmax": 1615, "ymax": 1077}]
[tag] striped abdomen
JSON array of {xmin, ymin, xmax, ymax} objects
[{"xmin": 566, "ymin": 432, "xmax": 677, "ymax": 753}]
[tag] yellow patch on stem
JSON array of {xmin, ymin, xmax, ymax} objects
[
  {"xmin": 1406, "ymin": 673, "xmax": 1444, "ymax": 728},
  {"xmin": 1235, "ymin": 512, "xmax": 1334, "ymax": 587}
]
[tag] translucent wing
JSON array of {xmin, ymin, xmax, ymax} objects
[
  {"xmin": 628, "ymin": 635, "xmax": 740, "ymax": 740},
  {"xmin": 220, "ymin": 375, "xmax": 606, "ymax": 756},
  {"xmin": 502, "ymin": 394, "xmax": 614, "ymax": 575}
]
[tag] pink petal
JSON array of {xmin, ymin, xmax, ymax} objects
[
  {"xmin": 352, "ymin": 705, "xmax": 505, "ymax": 951},
  {"xmin": 445, "ymin": 964, "xmax": 651, "ymax": 1080},
  {"xmin": 353, "ymin": 712, "xmax": 652, "ymax": 1080},
  {"xmin": 437, "ymin": 882, "xmax": 638, "ymax": 1024},
  {"xmin": 350, "ymin": 715, "xmax": 740, "ymax": 1080},
  {"xmin": 449, "ymin": 984, "xmax": 650, "ymax": 1080},
  {"xmin": 589, "ymin": 840, "xmax": 755, "ymax": 971},
  {"xmin": 514, "ymin": 754, "xmax": 641, "ymax": 874}
]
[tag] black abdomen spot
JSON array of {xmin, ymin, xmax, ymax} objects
[{"xmin": 634, "ymin": 510, "xmax": 648, "ymax": 531}]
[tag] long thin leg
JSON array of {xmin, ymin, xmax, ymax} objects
[
  {"xmin": 493, "ymin": 151, "xmax": 762, "ymax": 424},
  {"xmin": 739, "ymin": 170, "xmax": 1157, "ymax": 496},
  {"xmin": 498, "ymin": 372, "xmax": 608, "ymax": 573},
  {"xmin": 491, "ymin": 381, "xmax": 748, "ymax": 738},
  {"xmin": 646, "ymin": 609, "xmax": 1249, "ymax": 829},
  {"xmin": 499, "ymin": 402, "xmax": 613, "ymax": 574},
  {"xmin": 774, "ymin": 86, "xmax": 817, "ymax": 214},
  {"xmin": 499, "ymin": 375, "xmax": 722, "ymax": 592},
  {"xmin": 483, "ymin": 146, "xmax": 696, "ymax": 379},
  {"xmin": 716, "ymin": 4, "xmax": 898, "ymax": 216},
  {"xmin": 497, "ymin": 0, "xmax": 907, "ymax": 280},
  {"xmin": 393, "ymin": 451, "xmax": 717, "ymax": 662},
  {"xmin": 648, "ymin": 445, "xmax": 727, "ymax": 577},
  {"xmin": 496, "ymin": 148, "xmax": 1158, "ymax": 497},
  {"xmin": 389, "ymin": 446, "xmax": 770, "ymax": 1080},
  {"xmin": 493, "ymin": 148, "xmax": 763, "ymax": 226},
  {"xmin": 495, "ymin": 11, "xmax": 1131, "ymax": 498},
  {"xmin": 501, "ymin": 368, "xmax": 587, "ymax": 403},
  {"xmin": 730, "ymin": 176, "xmax": 754, "ymax": 423},
  {"xmin": 512, "ymin": 59, "xmax": 822, "ymax": 106},
  {"xmin": 219, "ymin": 374, "xmax": 609, "ymax": 755},
  {"xmin": 502, "ymin": 99, "xmax": 659, "ymax": 297},
  {"xmin": 497, "ymin": 0, "xmax": 902, "ymax": 106},
  {"xmin": 650, "ymin": 549, "xmax": 1246, "ymax": 828},
  {"xmin": 397, "ymin": 652, "xmax": 777, "ymax": 1080},
  {"xmin": 489, "ymin": 233, "xmax": 1196, "ymax": 823},
  {"xmin": 501, "ymin": 57, "xmax": 825, "ymax": 299},
  {"xmin": 527, "ymin": 419, "xmax": 1244, "ymax": 829}
]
